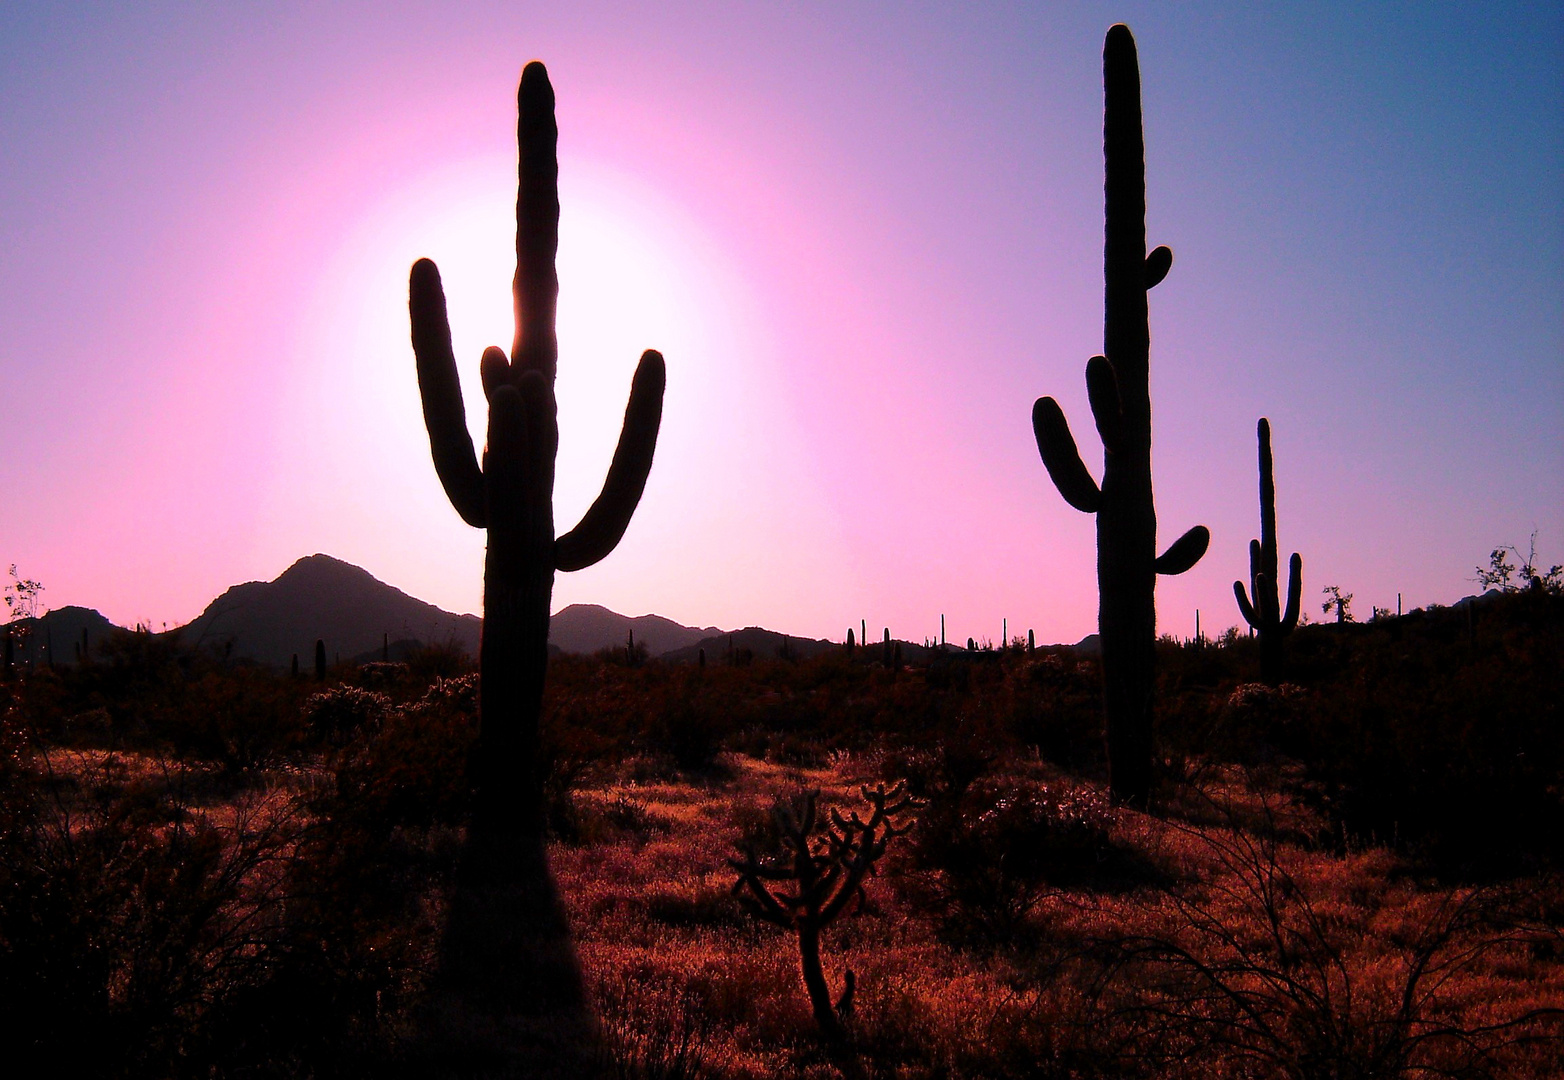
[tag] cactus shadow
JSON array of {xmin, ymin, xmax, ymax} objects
[{"xmin": 404, "ymin": 830, "xmax": 603, "ymax": 1078}]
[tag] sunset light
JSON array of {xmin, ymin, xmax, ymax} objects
[{"xmin": 3, "ymin": 7, "xmax": 1561, "ymax": 1077}]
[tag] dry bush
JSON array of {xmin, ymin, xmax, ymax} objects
[
  {"xmin": 1081, "ymin": 792, "xmax": 1564, "ymax": 1079},
  {"xmin": 0, "ymin": 741, "xmax": 302, "ymax": 1076}
]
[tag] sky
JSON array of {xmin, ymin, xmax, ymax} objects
[{"xmin": 2, "ymin": 2, "xmax": 1560, "ymax": 647}]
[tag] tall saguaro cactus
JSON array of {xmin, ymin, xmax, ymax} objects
[
  {"xmin": 1033, "ymin": 25, "xmax": 1208, "ymax": 808},
  {"xmin": 1234, "ymin": 418, "xmax": 1302, "ymax": 685},
  {"xmin": 409, "ymin": 62, "xmax": 665, "ymax": 838}
]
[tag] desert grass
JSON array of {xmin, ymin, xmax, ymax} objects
[{"xmin": 556, "ymin": 754, "xmax": 1563, "ymax": 1079}]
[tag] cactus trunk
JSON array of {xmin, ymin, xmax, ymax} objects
[{"xmin": 1033, "ymin": 26, "xmax": 1208, "ymax": 808}]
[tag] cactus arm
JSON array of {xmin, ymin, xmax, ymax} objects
[
  {"xmin": 409, "ymin": 258, "xmax": 487, "ymax": 528},
  {"xmin": 554, "ymin": 350, "xmax": 667, "ymax": 572},
  {"xmin": 1248, "ymin": 537, "xmax": 1262, "ymax": 608},
  {"xmin": 1255, "ymin": 572, "xmax": 1277, "ymax": 625},
  {"xmin": 1033, "ymin": 397, "xmax": 1102, "ymax": 513},
  {"xmin": 480, "ymin": 345, "xmax": 510, "ymax": 399},
  {"xmin": 730, "ymin": 871, "xmax": 794, "ymax": 928},
  {"xmin": 1154, "ymin": 524, "xmax": 1209, "ymax": 575},
  {"xmin": 1235, "ymin": 580, "xmax": 1258, "ymax": 626},
  {"xmin": 1145, "ymin": 245, "xmax": 1172, "ymax": 288},
  {"xmin": 1281, "ymin": 552, "xmax": 1303, "ymax": 632},
  {"xmin": 1085, "ymin": 355, "xmax": 1122, "ymax": 450}
]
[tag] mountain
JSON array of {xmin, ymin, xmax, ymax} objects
[
  {"xmin": 4, "ymin": 606, "xmax": 122, "ymax": 666},
  {"xmin": 549, "ymin": 604, "xmax": 722, "ymax": 657},
  {"xmin": 176, "ymin": 554, "xmax": 482, "ymax": 669},
  {"xmin": 659, "ymin": 626, "xmax": 837, "ymax": 664},
  {"xmin": 169, "ymin": 555, "xmax": 730, "ymax": 668}
]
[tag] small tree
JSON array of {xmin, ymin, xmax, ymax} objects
[
  {"xmin": 1476, "ymin": 531, "xmax": 1563, "ymax": 593},
  {"xmin": 1321, "ymin": 585, "xmax": 1353, "ymax": 624},
  {"xmin": 4, "ymin": 567, "xmax": 44, "ymax": 665}
]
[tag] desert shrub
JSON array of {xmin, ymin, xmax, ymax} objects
[
  {"xmin": 908, "ymin": 776, "xmax": 1115, "ymax": 945},
  {"xmin": 171, "ymin": 668, "xmax": 304, "ymax": 775},
  {"xmin": 0, "ymin": 748, "xmax": 303, "ymax": 1077},
  {"xmin": 302, "ymin": 684, "xmax": 392, "ymax": 746},
  {"xmin": 327, "ymin": 678, "xmax": 477, "ymax": 831},
  {"xmin": 1277, "ymin": 592, "xmax": 1564, "ymax": 870},
  {"xmin": 1096, "ymin": 799, "xmax": 1564, "ymax": 1080},
  {"xmin": 402, "ymin": 639, "xmax": 473, "ymax": 682},
  {"xmin": 658, "ymin": 699, "xmax": 727, "ymax": 775},
  {"xmin": 353, "ymin": 660, "xmax": 409, "ymax": 690}
]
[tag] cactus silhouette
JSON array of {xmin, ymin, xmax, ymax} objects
[
  {"xmin": 731, "ymin": 784, "xmax": 920, "ymax": 1052},
  {"xmin": 409, "ymin": 62, "xmax": 664, "ymax": 838},
  {"xmin": 1233, "ymin": 418, "xmax": 1302, "ymax": 685},
  {"xmin": 1033, "ymin": 25, "xmax": 1209, "ymax": 807}
]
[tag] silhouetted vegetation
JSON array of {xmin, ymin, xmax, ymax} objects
[
  {"xmin": 1, "ymin": 589, "xmax": 1560, "ymax": 1076},
  {"xmin": 1233, "ymin": 418, "xmax": 1303, "ymax": 685},
  {"xmin": 1032, "ymin": 25, "xmax": 1209, "ymax": 808}
]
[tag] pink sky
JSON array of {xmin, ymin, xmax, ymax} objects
[{"xmin": 2, "ymin": 4, "xmax": 1560, "ymax": 646}]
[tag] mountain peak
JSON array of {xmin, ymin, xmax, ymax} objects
[
  {"xmin": 275, "ymin": 553, "xmax": 376, "ymax": 584},
  {"xmin": 178, "ymin": 555, "xmax": 480, "ymax": 667}
]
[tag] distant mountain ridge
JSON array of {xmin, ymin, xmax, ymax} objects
[
  {"xmin": 548, "ymin": 604, "xmax": 722, "ymax": 657},
  {"xmin": 8, "ymin": 553, "xmax": 1238, "ymax": 669},
  {"xmin": 171, "ymin": 555, "xmax": 734, "ymax": 668}
]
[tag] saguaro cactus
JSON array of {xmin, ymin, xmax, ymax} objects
[
  {"xmin": 1233, "ymin": 418, "xmax": 1301, "ymax": 685},
  {"xmin": 409, "ymin": 62, "xmax": 664, "ymax": 838},
  {"xmin": 1033, "ymin": 25, "xmax": 1209, "ymax": 807}
]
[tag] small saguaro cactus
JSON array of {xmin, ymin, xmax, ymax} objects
[
  {"xmin": 410, "ymin": 62, "xmax": 665, "ymax": 837},
  {"xmin": 731, "ymin": 784, "xmax": 920, "ymax": 1045},
  {"xmin": 1032, "ymin": 25, "xmax": 1209, "ymax": 808},
  {"xmin": 1233, "ymin": 418, "xmax": 1302, "ymax": 685}
]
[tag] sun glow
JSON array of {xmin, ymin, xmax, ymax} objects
[
  {"xmin": 260, "ymin": 151, "xmax": 777, "ymax": 619},
  {"xmin": 392, "ymin": 161, "xmax": 708, "ymax": 526}
]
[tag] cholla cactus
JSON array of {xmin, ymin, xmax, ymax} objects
[{"xmin": 731, "ymin": 783, "xmax": 921, "ymax": 1042}]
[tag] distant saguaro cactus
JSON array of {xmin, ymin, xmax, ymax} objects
[
  {"xmin": 1033, "ymin": 24, "xmax": 1209, "ymax": 807},
  {"xmin": 1233, "ymin": 418, "xmax": 1302, "ymax": 685},
  {"xmin": 409, "ymin": 62, "xmax": 665, "ymax": 837}
]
